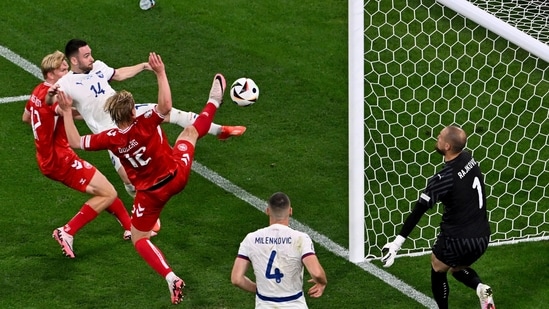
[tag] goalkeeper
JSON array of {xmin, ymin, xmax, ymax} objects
[{"xmin": 381, "ymin": 125, "xmax": 496, "ymax": 309}]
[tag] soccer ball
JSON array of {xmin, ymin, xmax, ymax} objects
[
  {"xmin": 139, "ymin": 0, "xmax": 155, "ymax": 10},
  {"xmin": 230, "ymin": 77, "xmax": 259, "ymax": 107}
]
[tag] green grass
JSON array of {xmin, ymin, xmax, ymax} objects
[{"xmin": 0, "ymin": 1, "xmax": 547, "ymax": 308}]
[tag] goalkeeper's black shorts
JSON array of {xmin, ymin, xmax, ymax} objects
[{"xmin": 432, "ymin": 234, "xmax": 490, "ymax": 267}]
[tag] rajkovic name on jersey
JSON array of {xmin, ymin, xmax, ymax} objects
[
  {"xmin": 457, "ymin": 157, "xmax": 478, "ymax": 179},
  {"xmin": 255, "ymin": 236, "xmax": 292, "ymax": 245}
]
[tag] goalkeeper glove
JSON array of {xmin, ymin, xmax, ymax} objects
[{"xmin": 381, "ymin": 235, "xmax": 406, "ymax": 268}]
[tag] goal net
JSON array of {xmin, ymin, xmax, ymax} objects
[{"xmin": 360, "ymin": 0, "xmax": 549, "ymax": 260}]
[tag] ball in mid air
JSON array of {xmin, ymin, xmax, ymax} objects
[
  {"xmin": 140, "ymin": 0, "xmax": 155, "ymax": 10},
  {"xmin": 230, "ymin": 77, "xmax": 259, "ymax": 107}
]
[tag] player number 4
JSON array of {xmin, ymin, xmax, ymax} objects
[{"xmin": 265, "ymin": 250, "xmax": 284, "ymax": 283}]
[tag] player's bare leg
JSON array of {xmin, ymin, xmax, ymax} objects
[
  {"xmin": 135, "ymin": 103, "xmax": 245, "ymax": 140},
  {"xmin": 53, "ymin": 170, "xmax": 131, "ymax": 257}
]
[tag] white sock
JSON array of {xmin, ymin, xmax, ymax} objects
[
  {"xmin": 208, "ymin": 99, "xmax": 221, "ymax": 108},
  {"xmin": 165, "ymin": 271, "xmax": 178, "ymax": 283},
  {"xmin": 169, "ymin": 108, "xmax": 196, "ymax": 128},
  {"xmin": 208, "ymin": 123, "xmax": 222, "ymax": 135},
  {"xmin": 169, "ymin": 108, "xmax": 221, "ymax": 135}
]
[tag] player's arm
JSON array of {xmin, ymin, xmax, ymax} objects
[
  {"xmin": 148, "ymin": 52, "xmax": 172, "ymax": 116},
  {"xmin": 45, "ymin": 84, "xmax": 60, "ymax": 105},
  {"xmin": 22, "ymin": 109, "xmax": 31, "ymax": 124},
  {"xmin": 381, "ymin": 201, "xmax": 430, "ymax": 267},
  {"xmin": 230, "ymin": 257, "xmax": 256, "ymax": 293},
  {"xmin": 303, "ymin": 254, "xmax": 327, "ymax": 298},
  {"xmin": 71, "ymin": 108, "xmax": 83, "ymax": 120},
  {"xmin": 111, "ymin": 62, "xmax": 151, "ymax": 81},
  {"xmin": 56, "ymin": 90, "xmax": 83, "ymax": 149}
]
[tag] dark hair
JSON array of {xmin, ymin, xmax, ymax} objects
[
  {"xmin": 268, "ymin": 192, "xmax": 290, "ymax": 211},
  {"xmin": 65, "ymin": 39, "xmax": 88, "ymax": 58}
]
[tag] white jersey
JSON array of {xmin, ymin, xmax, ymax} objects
[
  {"xmin": 56, "ymin": 60, "xmax": 117, "ymax": 134},
  {"xmin": 237, "ymin": 224, "xmax": 316, "ymax": 309}
]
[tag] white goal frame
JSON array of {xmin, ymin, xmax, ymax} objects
[{"xmin": 349, "ymin": 0, "xmax": 549, "ymax": 263}]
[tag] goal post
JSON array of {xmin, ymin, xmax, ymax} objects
[
  {"xmin": 348, "ymin": 0, "xmax": 365, "ymax": 263},
  {"xmin": 351, "ymin": 0, "xmax": 549, "ymax": 261}
]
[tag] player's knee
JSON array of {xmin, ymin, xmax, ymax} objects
[
  {"xmin": 98, "ymin": 181, "xmax": 118, "ymax": 200},
  {"xmin": 177, "ymin": 126, "xmax": 198, "ymax": 143}
]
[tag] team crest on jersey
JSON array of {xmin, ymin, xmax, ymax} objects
[
  {"xmin": 177, "ymin": 143, "xmax": 188, "ymax": 151},
  {"xmin": 96, "ymin": 71, "xmax": 104, "ymax": 78},
  {"xmin": 84, "ymin": 161, "xmax": 93, "ymax": 169},
  {"xmin": 144, "ymin": 110, "xmax": 153, "ymax": 118}
]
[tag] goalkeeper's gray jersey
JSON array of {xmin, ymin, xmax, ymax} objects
[{"xmin": 419, "ymin": 151, "xmax": 491, "ymax": 238}]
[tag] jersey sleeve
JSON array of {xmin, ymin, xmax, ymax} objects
[
  {"xmin": 236, "ymin": 233, "xmax": 253, "ymax": 260},
  {"xmin": 24, "ymin": 100, "xmax": 31, "ymax": 114},
  {"xmin": 94, "ymin": 60, "xmax": 115, "ymax": 81},
  {"xmin": 81, "ymin": 130, "xmax": 115, "ymax": 151},
  {"xmin": 300, "ymin": 234, "xmax": 316, "ymax": 259},
  {"xmin": 418, "ymin": 167, "xmax": 453, "ymax": 208},
  {"xmin": 137, "ymin": 106, "xmax": 166, "ymax": 128}
]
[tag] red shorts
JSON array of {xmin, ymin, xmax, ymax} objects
[
  {"xmin": 43, "ymin": 157, "xmax": 96, "ymax": 193},
  {"xmin": 131, "ymin": 140, "xmax": 195, "ymax": 231}
]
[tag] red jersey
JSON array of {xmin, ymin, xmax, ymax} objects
[
  {"xmin": 81, "ymin": 107, "xmax": 177, "ymax": 190},
  {"xmin": 25, "ymin": 82, "xmax": 79, "ymax": 176}
]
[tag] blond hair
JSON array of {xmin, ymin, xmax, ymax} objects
[
  {"xmin": 104, "ymin": 90, "xmax": 135, "ymax": 126},
  {"xmin": 40, "ymin": 51, "xmax": 66, "ymax": 79}
]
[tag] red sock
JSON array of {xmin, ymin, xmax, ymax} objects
[
  {"xmin": 64, "ymin": 204, "xmax": 98, "ymax": 236},
  {"xmin": 193, "ymin": 102, "xmax": 217, "ymax": 138},
  {"xmin": 106, "ymin": 198, "xmax": 132, "ymax": 230},
  {"xmin": 134, "ymin": 238, "xmax": 172, "ymax": 277}
]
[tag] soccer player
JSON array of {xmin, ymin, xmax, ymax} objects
[
  {"xmin": 54, "ymin": 38, "xmax": 245, "ymax": 197},
  {"xmin": 57, "ymin": 52, "xmax": 223, "ymax": 305},
  {"xmin": 231, "ymin": 192, "xmax": 328, "ymax": 308},
  {"xmin": 22, "ymin": 51, "xmax": 132, "ymax": 259},
  {"xmin": 381, "ymin": 125, "xmax": 496, "ymax": 309}
]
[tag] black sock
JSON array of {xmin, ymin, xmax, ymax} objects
[
  {"xmin": 452, "ymin": 267, "xmax": 482, "ymax": 290},
  {"xmin": 431, "ymin": 267, "xmax": 449, "ymax": 309}
]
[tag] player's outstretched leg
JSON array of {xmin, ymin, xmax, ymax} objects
[
  {"xmin": 476, "ymin": 283, "xmax": 495, "ymax": 309},
  {"xmin": 138, "ymin": 103, "xmax": 246, "ymax": 140}
]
